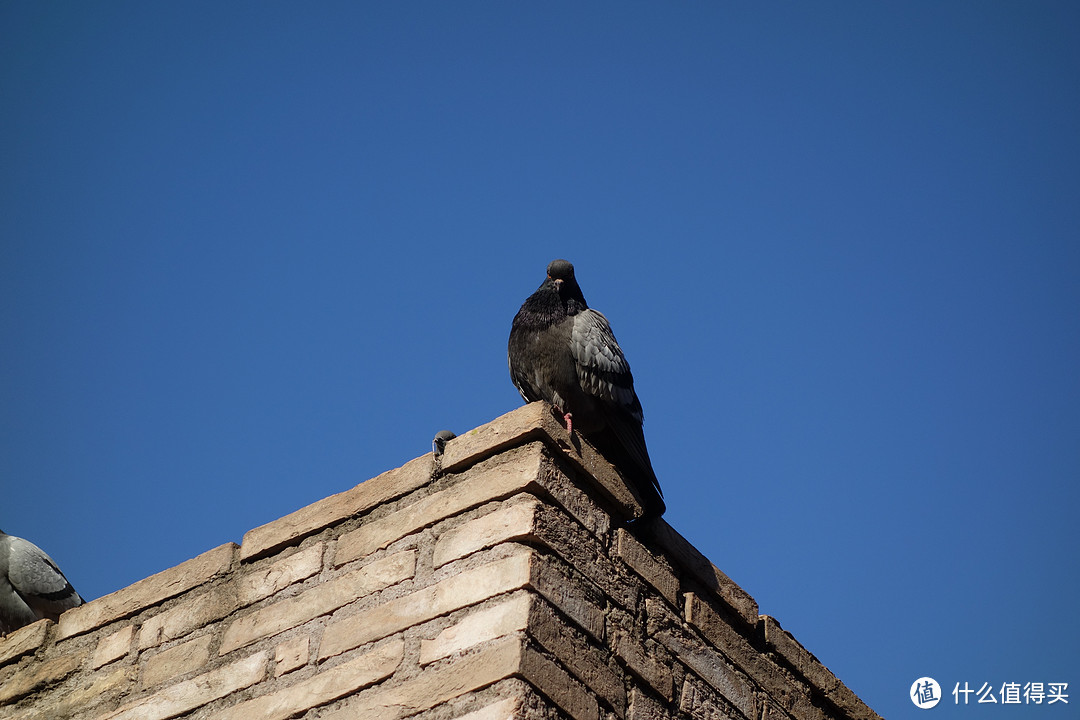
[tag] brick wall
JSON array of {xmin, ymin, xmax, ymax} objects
[{"xmin": 0, "ymin": 403, "xmax": 882, "ymax": 720}]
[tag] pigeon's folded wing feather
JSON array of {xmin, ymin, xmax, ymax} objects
[
  {"xmin": 569, "ymin": 309, "xmax": 640, "ymax": 417},
  {"xmin": 7, "ymin": 537, "xmax": 83, "ymax": 616}
]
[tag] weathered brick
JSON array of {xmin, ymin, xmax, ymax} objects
[
  {"xmin": 0, "ymin": 619, "xmax": 49, "ymax": 667},
  {"xmin": 100, "ymin": 650, "xmax": 267, "ymax": 720},
  {"xmin": 236, "ymin": 542, "xmax": 324, "ymax": 606},
  {"xmin": 648, "ymin": 520, "xmax": 758, "ymax": 628},
  {"xmin": 762, "ymin": 698, "xmax": 795, "ymax": 720},
  {"xmin": 440, "ymin": 403, "xmax": 642, "ymax": 521},
  {"xmin": 827, "ymin": 681, "xmax": 881, "ymax": 720},
  {"xmin": 320, "ymin": 635, "xmax": 525, "ymax": 720},
  {"xmin": 420, "ymin": 592, "xmax": 531, "ymax": 664},
  {"xmin": 686, "ymin": 594, "xmax": 818, "ymax": 720},
  {"xmin": 24, "ymin": 665, "xmax": 136, "ymax": 720},
  {"xmin": 616, "ymin": 527, "xmax": 679, "ymax": 605},
  {"xmin": 612, "ymin": 625, "xmax": 674, "ymax": 701},
  {"xmin": 432, "ymin": 495, "xmax": 542, "ymax": 568},
  {"xmin": 57, "ymin": 543, "xmax": 236, "ymax": 641},
  {"xmin": 761, "ymin": 616, "xmax": 882, "ymax": 720},
  {"xmin": 220, "ymin": 549, "xmax": 415, "ymax": 656},
  {"xmin": 138, "ymin": 584, "xmax": 237, "ymax": 650},
  {"xmin": 322, "ymin": 545, "xmax": 604, "ymax": 661},
  {"xmin": 213, "ymin": 639, "xmax": 403, "ymax": 720},
  {"xmin": 93, "ymin": 625, "xmax": 134, "ymax": 669},
  {"xmin": 680, "ymin": 674, "xmax": 749, "ymax": 720},
  {"xmin": 532, "ymin": 502, "xmax": 640, "ymax": 611},
  {"xmin": 0, "ymin": 650, "xmax": 84, "ymax": 704},
  {"xmin": 527, "ymin": 549, "xmax": 606, "ymax": 642},
  {"xmin": 628, "ymin": 687, "xmax": 671, "ymax": 720},
  {"xmin": 273, "ymin": 635, "xmax": 309, "ymax": 677},
  {"xmin": 436, "ymin": 416, "xmax": 616, "ymax": 539},
  {"xmin": 455, "ymin": 698, "xmax": 521, "ymax": 720},
  {"xmin": 519, "ymin": 642, "xmax": 599, "ymax": 720},
  {"xmin": 320, "ymin": 548, "xmax": 534, "ymax": 660},
  {"xmin": 142, "ymin": 634, "xmax": 213, "ymax": 688},
  {"xmin": 336, "ymin": 445, "xmax": 546, "ymax": 564},
  {"xmin": 527, "ymin": 596, "xmax": 625, "ymax": 715},
  {"xmin": 240, "ymin": 454, "xmax": 431, "ymax": 561},
  {"xmin": 528, "ymin": 451, "xmax": 613, "ymax": 540},
  {"xmin": 649, "ymin": 597, "xmax": 757, "ymax": 720},
  {"xmin": 439, "ymin": 402, "xmax": 562, "ymax": 473}
]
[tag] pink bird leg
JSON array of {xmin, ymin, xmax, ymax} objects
[{"xmin": 552, "ymin": 405, "xmax": 573, "ymax": 435}]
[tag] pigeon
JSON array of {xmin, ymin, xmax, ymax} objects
[
  {"xmin": 508, "ymin": 259, "xmax": 665, "ymax": 519},
  {"xmin": 1, "ymin": 529, "xmax": 84, "ymax": 635}
]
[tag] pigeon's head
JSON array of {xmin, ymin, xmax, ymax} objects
[
  {"xmin": 545, "ymin": 259, "xmax": 587, "ymax": 311},
  {"xmin": 546, "ymin": 259, "xmax": 575, "ymax": 282}
]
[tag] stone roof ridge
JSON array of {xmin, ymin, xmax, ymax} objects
[{"xmin": 1, "ymin": 401, "xmax": 882, "ymax": 720}]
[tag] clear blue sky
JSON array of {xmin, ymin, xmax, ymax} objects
[{"xmin": 3, "ymin": 3, "xmax": 1077, "ymax": 717}]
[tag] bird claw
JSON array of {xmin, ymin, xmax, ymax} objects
[{"xmin": 550, "ymin": 405, "xmax": 574, "ymax": 435}]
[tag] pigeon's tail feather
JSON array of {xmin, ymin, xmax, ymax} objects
[
  {"xmin": 24, "ymin": 579, "xmax": 83, "ymax": 620},
  {"xmin": 590, "ymin": 416, "xmax": 666, "ymax": 520}
]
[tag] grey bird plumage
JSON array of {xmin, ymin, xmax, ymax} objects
[
  {"xmin": 508, "ymin": 259, "xmax": 665, "ymax": 519},
  {"xmin": 1, "ymin": 529, "xmax": 84, "ymax": 634},
  {"xmin": 432, "ymin": 430, "xmax": 456, "ymax": 456}
]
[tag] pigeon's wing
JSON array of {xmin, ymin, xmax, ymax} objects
[
  {"xmin": 569, "ymin": 309, "xmax": 641, "ymax": 419},
  {"xmin": 570, "ymin": 310, "xmax": 665, "ymax": 514},
  {"xmin": 6, "ymin": 537, "xmax": 83, "ymax": 619},
  {"xmin": 1, "ymin": 535, "xmax": 39, "ymax": 633}
]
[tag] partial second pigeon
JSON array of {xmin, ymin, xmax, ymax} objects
[
  {"xmin": 1, "ymin": 529, "xmax": 84, "ymax": 634},
  {"xmin": 508, "ymin": 259, "xmax": 665, "ymax": 519},
  {"xmin": 432, "ymin": 430, "xmax": 457, "ymax": 456}
]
